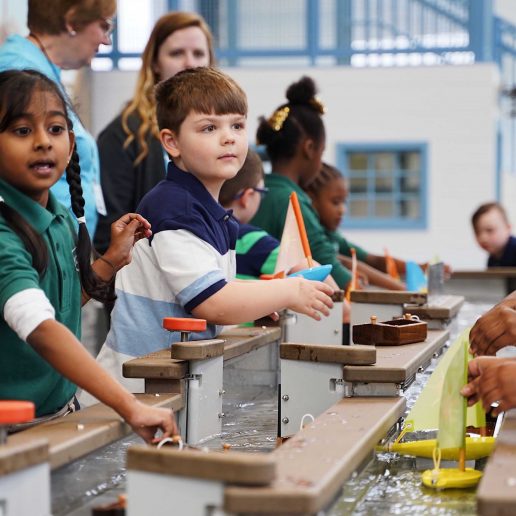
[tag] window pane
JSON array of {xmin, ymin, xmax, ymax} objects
[
  {"xmin": 349, "ymin": 199, "xmax": 368, "ymax": 217},
  {"xmin": 375, "ymin": 174, "xmax": 393, "ymax": 193},
  {"xmin": 400, "ymin": 173, "xmax": 421, "ymax": 193},
  {"xmin": 117, "ymin": 0, "xmax": 160, "ymax": 53},
  {"xmin": 400, "ymin": 199, "xmax": 420, "ymax": 219},
  {"xmin": 399, "ymin": 151, "xmax": 421, "ymax": 172},
  {"xmin": 374, "ymin": 200, "xmax": 394, "ymax": 217},
  {"xmin": 375, "ymin": 152, "xmax": 395, "ymax": 172},
  {"xmin": 349, "ymin": 176, "xmax": 368, "ymax": 193},
  {"xmin": 348, "ymin": 153, "xmax": 368, "ymax": 170}
]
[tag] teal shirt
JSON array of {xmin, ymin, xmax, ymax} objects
[
  {"xmin": 324, "ymin": 229, "xmax": 368, "ymax": 263},
  {"xmin": 0, "ymin": 34, "xmax": 100, "ymax": 236},
  {"xmin": 251, "ymin": 174, "xmax": 352, "ymax": 288},
  {"xmin": 0, "ymin": 179, "xmax": 81, "ymax": 417}
]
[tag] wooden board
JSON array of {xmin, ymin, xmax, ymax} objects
[
  {"xmin": 352, "ymin": 319, "xmax": 427, "ymax": 346},
  {"xmin": 127, "ymin": 446, "xmax": 275, "ymax": 486},
  {"xmin": 280, "ymin": 343, "xmax": 375, "ymax": 365},
  {"xmin": 405, "ymin": 295, "xmax": 464, "ymax": 320},
  {"xmin": 170, "ymin": 339, "xmax": 225, "ymax": 360},
  {"xmin": 452, "ymin": 268, "xmax": 516, "ymax": 279},
  {"xmin": 224, "ymin": 397, "xmax": 406, "ymax": 514},
  {"xmin": 220, "ymin": 327, "xmax": 281, "ymax": 362},
  {"xmin": 7, "ymin": 393, "xmax": 183, "ymax": 471},
  {"xmin": 343, "ymin": 329, "xmax": 449, "ymax": 383},
  {"xmin": 0, "ymin": 438, "xmax": 48, "ymax": 477},
  {"xmin": 123, "ymin": 351, "xmax": 187, "ymax": 380},
  {"xmin": 351, "ymin": 290, "xmax": 427, "ymax": 305},
  {"xmin": 477, "ymin": 410, "xmax": 516, "ymax": 515}
]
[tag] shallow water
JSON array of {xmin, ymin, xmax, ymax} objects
[{"xmin": 54, "ymin": 301, "xmax": 493, "ymax": 515}]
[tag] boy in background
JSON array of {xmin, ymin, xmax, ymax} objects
[{"xmin": 472, "ymin": 202, "xmax": 516, "ymax": 267}]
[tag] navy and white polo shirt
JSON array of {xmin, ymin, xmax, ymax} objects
[{"xmin": 90, "ymin": 161, "xmax": 238, "ymax": 396}]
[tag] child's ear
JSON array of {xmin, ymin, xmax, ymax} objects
[
  {"xmin": 239, "ymin": 188, "xmax": 253, "ymax": 208},
  {"xmin": 302, "ymin": 138, "xmax": 317, "ymax": 160},
  {"xmin": 160, "ymin": 129, "xmax": 181, "ymax": 158}
]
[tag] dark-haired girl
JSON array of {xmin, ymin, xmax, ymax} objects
[
  {"xmin": 251, "ymin": 76, "xmax": 353, "ymax": 290},
  {"xmin": 0, "ymin": 70, "xmax": 176, "ymax": 440}
]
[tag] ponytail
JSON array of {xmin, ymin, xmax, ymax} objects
[{"xmin": 65, "ymin": 145, "xmax": 115, "ymax": 302}]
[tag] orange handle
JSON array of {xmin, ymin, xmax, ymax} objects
[
  {"xmin": 0, "ymin": 400, "xmax": 35, "ymax": 424},
  {"xmin": 163, "ymin": 318, "xmax": 207, "ymax": 333},
  {"xmin": 290, "ymin": 192, "xmax": 313, "ymax": 268}
]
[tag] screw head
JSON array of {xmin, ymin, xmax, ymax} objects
[
  {"xmin": 282, "ymin": 417, "xmax": 289, "ymax": 424},
  {"xmin": 282, "ymin": 394, "xmax": 289, "ymax": 401}
]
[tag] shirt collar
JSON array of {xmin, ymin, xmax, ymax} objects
[
  {"xmin": 267, "ymin": 172, "xmax": 313, "ymax": 203},
  {"xmin": 166, "ymin": 160, "xmax": 232, "ymax": 221},
  {"xmin": 0, "ymin": 178, "xmax": 68, "ymax": 233}
]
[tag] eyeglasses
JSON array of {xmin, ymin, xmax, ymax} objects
[
  {"xmin": 99, "ymin": 17, "xmax": 115, "ymax": 36},
  {"xmin": 233, "ymin": 186, "xmax": 269, "ymax": 200}
]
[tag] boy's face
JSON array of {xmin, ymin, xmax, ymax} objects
[
  {"xmin": 162, "ymin": 110, "xmax": 248, "ymax": 198},
  {"xmin": 474, "ymin": 208, "xmax": 511, "ymax": 256}
]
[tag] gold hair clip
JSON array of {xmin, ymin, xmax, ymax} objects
[
  {"xmin": 309, "ymin": 95, "xmax": 326, "ymax": 114},
  {"xmin": 268, "ymin": 106, "xmax": 290, "ymax": 131}
]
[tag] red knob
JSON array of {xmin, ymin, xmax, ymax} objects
[
  {"xmin": 162, "ymin": 317, "xmax": 207, "ymax": 333},
  {"xmin": 0, "ymin": 401, "xmax": 35, "ymax": 424}
]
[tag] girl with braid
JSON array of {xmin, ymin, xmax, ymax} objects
[
  {"xmin": 0, "ymin": 70, "xmax": 177, "ymax": 439},
  {"xmin": 306, "ymin": 163, "xmax": 406, "ymax": 290}
]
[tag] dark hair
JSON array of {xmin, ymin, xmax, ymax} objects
[
  {"xmin": 256, "ymin": 76, "xmax": 325, "ymax": 164},
  {"xmin": 155, "ymin": 67, "xmax": 247, "ymax": 134},
  {"xmin": 219, "ymin": 149, "xmax": 264, "ymax": 206},
  {"xmin": 28, "ymin": 0, "xmax": 116, "ymax": 35},
  {"xmin": 471, "ymin": 202, "xmax": 510, "ymax": 232},
  {"xmin": 0, "ymin": 69, "xmax": 114, "ymax": 302},
  {"xmin": 306, "ymin": 162, "xmax": 345, "ymax": 198}
]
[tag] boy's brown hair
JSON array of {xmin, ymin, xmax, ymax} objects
[
  {"xmin": 471, "ymin": 202, "xmax": 510, "ymax": 232},
  {"xmin": 219, "ymin": 149, "xmax": 264, "ymax": 206},
  {"xmin": 155, "ymin": 67, "xmax": 247, "ymax": 134},
  {"xmin": 28, "ymin": 0, "xmax": 116, "ymax": 35}
]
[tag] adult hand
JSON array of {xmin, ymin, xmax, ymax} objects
[
  {"xmin": 104, "ymin": 213, "xmax": 152, "ymax": 270},
  {"xmin": 469, "ymin": 301, "xmax": 516, "ymax": 356}
]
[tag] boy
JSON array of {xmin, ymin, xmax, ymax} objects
[
  {"xmin": 471, "ymin": 202, "xmax": 516, "ymax": 267},
  {"xmin": 219, "ymin": 149, "xmax": 279, "ymax": 280},
  {"xmin": 88, "ymin": 68, "xmax": 333, "ymax": 395}
]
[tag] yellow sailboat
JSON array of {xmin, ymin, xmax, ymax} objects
[{"xmin": 381, "ymin": 329, "xmax": 494, "ymax": 465}]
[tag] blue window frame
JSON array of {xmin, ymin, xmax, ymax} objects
[{"xmin": 336, "ymin": 142, "xmax": 428, "ymax": 229}]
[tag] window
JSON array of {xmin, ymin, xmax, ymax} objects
[{"xmin": 336, "ymin": 143, "xmax": 427, "ymax": 229}]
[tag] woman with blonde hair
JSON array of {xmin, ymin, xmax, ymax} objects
[{"xmin": 94, "ymin": 11, "xmax": 215, "ymax": 253}]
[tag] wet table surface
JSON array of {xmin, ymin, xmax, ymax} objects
[{"xmin": 54, "ymin": 302, "xmax": 494, "ymax": 516}]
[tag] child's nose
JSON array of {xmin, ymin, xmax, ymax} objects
[{"xmin": 34, "ymin": 129, "xmax": 51, "ymax": 150}]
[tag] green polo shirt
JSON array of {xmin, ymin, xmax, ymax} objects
[
  {"xmin": 0, "ymin": 179, "xmax": 80, "ymax": 417},
  {"xmin": 324, "ymin": 229, "xmax": 368, "ymax": 263},
  {"xmin": 250, "ymin": 173, "xmax": 352, "ymax": 288}
]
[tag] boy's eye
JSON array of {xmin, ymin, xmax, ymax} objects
[
  {"xmin": 233, "ymin": 122, "xmax": 245, "ymax": 130},
  {"xmin": 202, "ymin": 125, "xmax": 215, "ymax": 132}
]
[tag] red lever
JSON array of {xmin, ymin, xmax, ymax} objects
[
  {"xmin": 163, "ymin": 318, "xmax": 207, "ymax": 332},
  {"xmin": 0, "ymin": 400, "xmax": 35, "ymax": 424}
]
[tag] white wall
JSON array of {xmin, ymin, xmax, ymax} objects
[{"xmin": 91, "ymin": 64, "xmax": 499, "ymax": 268}]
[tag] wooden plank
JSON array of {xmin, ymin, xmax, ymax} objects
[
  {"xmin": 171, "ymin": 339, "xmax": 225, "ymax": 360},
  {"xmin": 7, "ymin": 393, "xmax": 183, "ymax": 471},
  {"xmin": 452, "ymin": 268, "xmax": 516, "ymax": 279},
  {"xmin": 343, "ymin": 329, "xmax": 449, "ymax": 383},
  {"xmin": 224, "ymin": 397, "xmax": 406, "ymax": 514},
  {"xmin": 351, "ymin": 290, "xmax": 427, "ymax": 305},
  {"xmin": 280, "ymin": 343, "xmax": 375, "ymax": 365},
  {"xmin": 352, "ymin": 319, "xmax": 427, "ymax": 346},
  {"xmin": 477, "ymin": 410, "xmax": 516, "ymax": 515},
  {"xmin": 123, "ymin": 351, "xmax": 187, "ymax": 380},
  {"xmin": 127, "ymin": 446, "xmax": 275, "ymax": 486},
  {"xmin": 405, "ymin": 295, "xmax": 464, "ymax": 320},
  {"xmin": 0, "ymin": 438, "xmax": 48, "ymax": 477},
  {"xmin": 221, "ymin": 327, "xmax": 281, "ymax": 362}
]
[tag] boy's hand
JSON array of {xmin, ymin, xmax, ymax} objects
[
  {"xmin": 104, "ymin": 213, "xmax": 152, "ymax": 270},
  {"xmin": 469, "ymin": 303, "xmax": 516, "ymax": 356},
  {"xmin": 124, "ymin": 400, "xmax": 178, "ymax": 443},
  {"xmin": 287, "ymin": 278, "xmax": 334, "ymax": 320}
]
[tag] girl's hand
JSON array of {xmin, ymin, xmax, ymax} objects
[
  {"xmin": 286, "ymin": 278, "xmax": 334, "ymax": 320},
  {"xmin": 104, "ymin": 213, "xmax": 152, "ymax": 270},
  {"xmin": 124, "ymin": 400, "xmax": 179, "ymax": 443}
]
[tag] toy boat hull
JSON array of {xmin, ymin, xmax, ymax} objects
[
  {"xmin": 386, "ymin": 436, "xmax": 495, "ymax": 460},
  {"xmin": 421, "ymin": 467, "xmax": 482, "ymax": 489}
]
